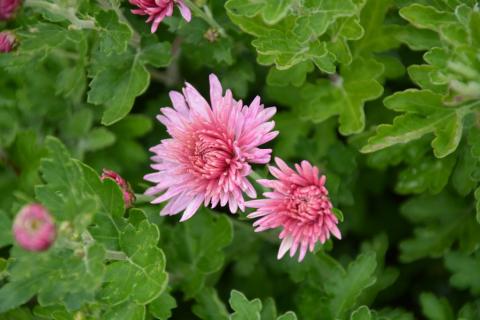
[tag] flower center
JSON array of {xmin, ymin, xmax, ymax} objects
[
  {"xmin": 188, "ymin": 131, "xmax": 236, "ymax": 179},
  {"xmin": 286, "ymin": 185, "xmax": 329, "ymax": 223}
]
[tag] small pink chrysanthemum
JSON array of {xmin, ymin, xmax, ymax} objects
[
  {"xmin": 246, "ymin": 158, "xmax": 341, "ymax": 262},
  {"xmin": 101, "ymin": 169, "xmax": 136, "ymax": 208},
  {"xmin": 0, "ymin": 0, "xmax": 20, "ymax": 20},
  {"xmin": 13, "ymin": 204, "xmax": 56, "ymax": 252},
  {"xmin": 130, "ymin": 0, "xmax": 191, "ymax": 33},
  {"xmin": 0, "ymin": 31, "xmax": 15, "ymax": 53},
  {"xmin": 145, "ymin": 74, "xmax": 278, "ymax": 221}
]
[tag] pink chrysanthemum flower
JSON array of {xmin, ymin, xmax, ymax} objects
[
  {"xmin": 0, "ymin": 0, "xmax": 20, "ymax": 20},
  {"xmin": 145, "ymin": 74, "xmax": 278, "ymax": 221},
  {"xmin": 13, "ymin": 204, "xmax": 56, "ymax": 252},
  {"xmin": 130, "ymin": 0, "xmax": 191, "ymax": 33},
  {"xmin": 101, "ymin": 169, "xmax": 136, "ymax": 208},
  {"xmin": 246, "ymin": 158, "xmax": 341, "ymax": 262},
  {"xmin": 0, "ymin": 31, "xmax": 15, "ymax": 53}
]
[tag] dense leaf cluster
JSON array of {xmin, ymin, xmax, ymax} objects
[{"xmin": 1, "ymin": 0, "xmax": 480, "ymax": 319}]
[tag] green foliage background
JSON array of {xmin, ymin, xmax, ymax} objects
[{"xmin": 1, "ymin": 0, "xmax": 480, "ymax": 319}]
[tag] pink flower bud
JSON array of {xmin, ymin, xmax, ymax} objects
[
  {"xmin": 0, "ymin": 0, "xmax": 21, "ymax": 20},
  {"xmin": 101, "ymin": 169, "xmax": 135, "ymax": 208},
  {"xmin": 0, "ymin": 31, "xmax": 15, "ymax": 53},
  {"xmin": 13, "ymin": 204, "xmax": 56, "ymax": 252}
]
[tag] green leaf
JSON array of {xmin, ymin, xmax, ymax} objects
[
  {"xmin": 399, "ymin": 4, "xmax": 456, "ymax": 32},
  {"xmin": 84, "ymin": 127, "xmax": 116, "ymax": 152},
  {"xmin": 192, "ymin": 287, "xmax": 229, "ymax": 320},
  {"xmin": 0, "ymin": 211, "xmax": 12, "ymax": 248},
  {"xmin": 162, "ymin": 209, "xmax": 233, "ymax": 297},
  {"xmin": 225, "ymin": 0, "xmax": 295, "ymax": 24},
  {"xmin": 88, "ymin": 51, "xmax": 150, "ymax": 125},
  {"xmin": 362, "ymin": 90, "xmax": 479, "ymax": 158},
  {"xmin": 262, "ymin": 0, "xmax": 295, "ymax": 24},
  {"xmin": 104, "ymin": 301, "xmax": 146, "ymax": 320},
  {"xmin": 395, "ymin": 154, "xmax": 456, "ymax": 195},
  {"xmin": 148, "ymin": 290, "xmax": 177, "ymax": 320},
  {"xmin": 139, "ymin": 42, "xmax": 172, "ymax": 68},
  {"xmin": 445, "ymin": 250, "xmax": 480, "ymax": 295},
  {"xmin": 350, "ymin": 306, "xmax": 373, "ymax": 320},
  {"xmin": 100, "ymin": 219, "xmax": 168, "ymax": 305},
  {"xmin": 476, "ymin": 187, "xmax": 480, "ymax": 224},
  {"xmin": 267, "ymin": 62, "xmax": 314, "ymax": 87},
  {"xmin": 96, "ymin": 10, "xmax": 133, "ymax": 55},
  {"xmin": 229, "ymin": 290, "xmax": 262, "ymax": 320},
  {"xmin": 301, "ymin": 58, "xmax": 384, "ymax": 135},
  {"xmin": 328, "ymin": 252, "xmax": 377, "ymax": 319},
  {"xmin": 419, "ymin": 292, "xmax": 454, "ymax": 320},
  {"xmin": 0, "ymin": 244, "xmax": 106, "ymax": 313},
  {"xmin": 399, "ymin": 192, "xmax": 480, "ymax": 262},
  {"xmin": 35, "ymin": 137, "xmax": 97, "ymax": 229},
  {"xmin": 110, "ymin": 114, "xmax": 153, "ymax": 138}
]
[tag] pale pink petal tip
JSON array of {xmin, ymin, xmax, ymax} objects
[
  {"xmin": 13, "ymin": 204, "xmax": 56, "ymax": 252},
  {"xmin": 247, "ymin": 158, "xmax": 342, "ymax": 262},
  {"xmin": 144, "ymin": 74, "xmax": 278, "ymax": 221},
  {"xmin": 130, "ymin": 0, "xmax": 191, "ymax": 32}
]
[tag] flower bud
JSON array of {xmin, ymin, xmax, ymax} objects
[
  {"xmin": 101, "ymin": 169, "xmax": 135, "ymax": 208},
  {"xmin": 0, "ymin": 0, "xmax": 21, "ymax": 20},
  {"xmin": 13, "ymin": 204, "xmax": 56, "ymax": 252},
  {"xmin": 0, "ymin": 31, "xmax": 15, "ymax": 53}
]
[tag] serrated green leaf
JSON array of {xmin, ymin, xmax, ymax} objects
[
  {"xmin": 88, "ymin": 51, "xmax": 150, "ymax": 125},
  {"xmin": 104, "ymin": 301, "xmax": 145, "ymax": 320},
  {"xmin": 400, "ymin": 4, "xmax": 456, "ymax": 31},
  {"xmin": 362, "ymin": 90, "xmax": 480, "ymax": 157},
  {"xmin": 0, "ymin": 244, "xmax": 106, "ymax": 313},
  {"xmin": 139, "ymin": 42, "xmax": 172, "ymax": 68},
  {"xmin": 329, "ymin": 252, "xmax": 377, "ymax": 319},
  {"xmin": 419, "ymin": 293, "xmax": 454, "ymax": 320},
  {"xmin": 148, "ymin": 290, "xmax": 177, "ymax": 320},
  {"xmin": 445, "ymin": 250, "xmax": 480, "ymax": 295},
  {"xmin": 192, "ymin": 287, "xmax": 229, "ymax": 320},
  {"xmin": 100, "ymin": 219, "xmax": 168, "ymax": 305},
  {"xmin": 399, "ymin": 192, "xmax": 480, "ymax": 262},
  {"xmin": 350, "ymin": 306, "xmax": 372, "ymax": 320},
  {"xmin": 162, "ymin": 209, "xmax": 233, "ymax": 297},
  {"xmin": 84, "ymin": 127, "xmax": 116, "ymax": 152},
  {"xmin": 229, "ymin": 290, "xmax": 262, "ymax": 320},
  {"xmin": 301, "ymin": 58, "xmax": 383, "ymax": 135},
  {"xmin": 35, "ymin": 137, "xmax": 97, "ymax": 229},
  {"xmin": 96, "ymin": 10, "xmax": 133, "ymax": 55}
]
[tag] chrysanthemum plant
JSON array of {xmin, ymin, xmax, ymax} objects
[{"xmin": 1, "ymin": 0, "xmax": 480, "ymax": 319}]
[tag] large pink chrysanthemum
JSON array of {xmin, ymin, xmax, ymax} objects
[
  {"xmin": 130, "ymin": 0, "xmax": 191, "ymax": 33},
  {"xmin": 145, "ymin": 74, "xmax": 278, "ymax": 221},
  {"xmin": 246, "ymin": 158, "xmax": 341, "ymax": 262}
]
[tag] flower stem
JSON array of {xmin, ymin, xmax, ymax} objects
[
  {"xmin": 183, "ymin": 0, "xmax": 227, "ymax": 37},
  {"xmin": 24, "ymin": 0, "xmax": 96, "ymax": 29},
  {"xmin": 134, "ymin": 193, "xmax": 155, "ymax": 204}
]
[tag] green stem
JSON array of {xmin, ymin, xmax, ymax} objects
[
  {"xmin": 24, "ymin": 0, "xmax": 96, "ymax": 29},
  {"xmin": 183, "ymin": 0, "xmax": 227, "ymax": 37},
  {"xmin": 135, "ymin": 193, "xmax": 155, "ymax": 204}
]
